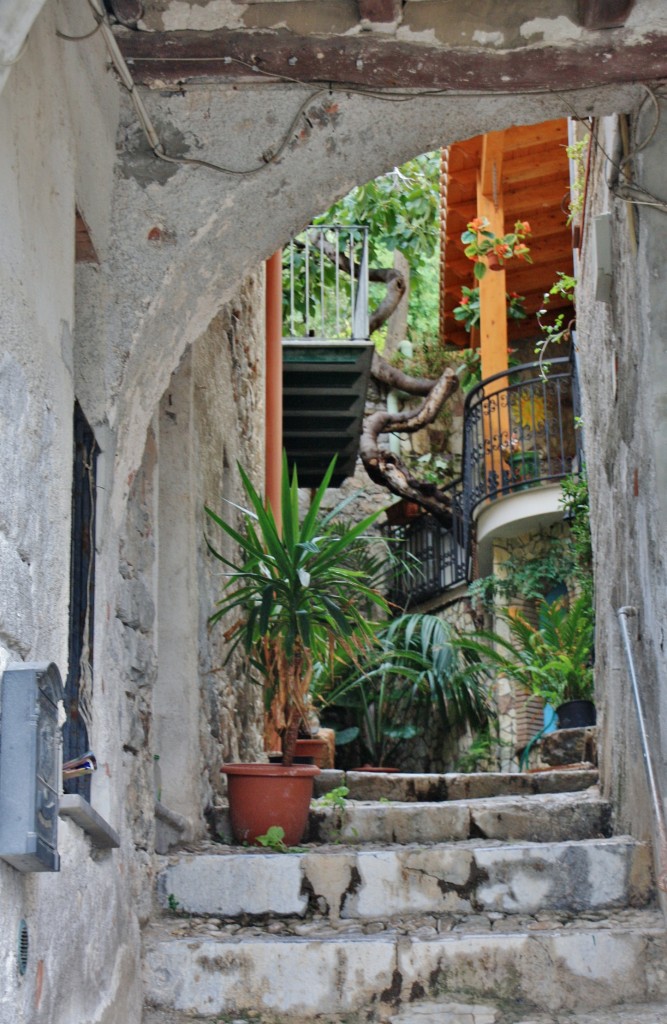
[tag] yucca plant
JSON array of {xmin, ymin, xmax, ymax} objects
[
  {"xmin": 204, "ymin": 455, "xmax": 388, "ymax": 765},
  {"xmin": 454, "ymin": 595, "xmax": 594, "ymax": 709}
]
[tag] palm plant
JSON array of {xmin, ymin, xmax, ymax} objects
[
  {"xmin": 454, "ymin": 596, "xmax": 594, "ymax": 709},
  {"xmin": 204, "ymin": 455, "xmax": 388, "ymax": 766},
  {"xmin": 317, "ymin": 613, "xmax": 491, "ymax": 768}
]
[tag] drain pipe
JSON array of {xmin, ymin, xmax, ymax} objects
[{"xmin": 265, "ymin": 250, "xmax": 283, "ymax": 531}]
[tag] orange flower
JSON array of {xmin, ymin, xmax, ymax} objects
[
  {"xmin": 469, "ymin": 217, "xmax": 486, "ymax": 231},
  {"xmin": 514, "ymin": 243, "xmax": 530, "ymax": 259},
  {"xmin": 516, "ymin": 220, "xmax": 532, "ymax": 235},
  {"xmin": 460, "ymin": 295, "xmax": 470, "ymax": 306},
  {"xmin": 494, "ymin": 243, "xmax": 510, "ymax": 257}
]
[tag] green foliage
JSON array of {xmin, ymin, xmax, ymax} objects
[
  {"xmin": 313, "ymin": 786, "xmax": 349, "ymax": 810},
  {"xmin": 318, "ymin": 613, "xmax": 491, "ymax": 767},
  {"xmin": 560, "ymin": 472, "xmax": 593, "ymax": 600},
  {"xmin": 167, "ymin": 894, "xmax": 180, "ymax": 914},
  {"xmin": 204, "ymin": 454, "xmax": 388, "ymax": 763},
  {"xmin": 535, "ymin": 272, "xmax": 577, "ymax": 363},
  {"xmin": 455, "ymin": 721, "xmax": 509, "ymax": 773},
  {"xmin": 321, "ymin": 154, "xmax": 440, "ymax": 278},
  {"xmin": 468, "ymin": 537, "xmax": 578, "ymax": 610},
  {"xmin": 454, "ymin": 596, "xmax": 594, "ymax": 708},
  {"xmin": 566, "ymin": 137, "xmax": 589, "ymax": 224},
  {"xmin": 255, "ymin": 826, "xmax": 289, "ymax": 852},
  {"xmin": 453, "ymin": 287, "xmax": 527, "ymax": 332},
  {"xmin": 287, "ymin": 152, "xmax": 441, "ymax": 344}
]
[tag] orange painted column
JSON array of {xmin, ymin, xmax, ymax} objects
[
  {"xmin": 476, "ymin": 133, "xmax": 510, "ymax": 488},
  {"xmin": 476, "ymin": 132, "xmax": 508, "ymax": 383},
  {"xmin": 265, "ymin": 250, "xmax": 283, "ymax": 532}
]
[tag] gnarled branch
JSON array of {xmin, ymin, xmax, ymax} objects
[{"xmin": 360, "ymin": 367, "xmax": 460, "ymax": 526}]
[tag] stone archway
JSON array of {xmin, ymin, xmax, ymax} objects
[{"xmin": 88, "ymin": 79, "xmax": 647, "ymax": 522}]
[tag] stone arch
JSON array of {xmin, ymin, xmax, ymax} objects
[{"xmin": 87, "ymin": 79, "xmax": 644, "ymax": 523}]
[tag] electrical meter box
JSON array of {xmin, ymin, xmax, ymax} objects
[{"xmin": 0, "ymin": 662, "xmax": 64, "ymax": 872}]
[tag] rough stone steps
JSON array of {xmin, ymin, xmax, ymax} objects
[
  {"xmin": 142, "ymin": 907, "xmax": 667, "ymax": 1021},
  {"xmin": 145, "ymin": 767, "xmax": 667, "ymax": 1024},
  {"xmin": 306, "ymin": 789, "xmax": 610, "ymax": 845},
  {"xmin": 316, "ymin": 768, "xmax": 599, "ymax": 804},
  {"xmin": 158, "ymin": 835, "xmax": 651, "ymax": 921}
]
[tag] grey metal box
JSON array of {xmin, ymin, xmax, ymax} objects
[{"xmin": 0, "ymin": 662, "xmax": 64, "ymax": 872}]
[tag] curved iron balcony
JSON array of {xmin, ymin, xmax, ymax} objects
[
  {"xmin": 385, "ymin": 355, "xmax": 581, "ymax": 606},
  {"xmin": 463, "ymin": 354, "xmax": 581, "ymax": 518}
]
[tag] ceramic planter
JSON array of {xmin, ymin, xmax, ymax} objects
[{"xmin": 221, "ymin": 763, "xmax": 319, "ymax": 846}]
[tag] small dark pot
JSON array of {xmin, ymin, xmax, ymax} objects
[{"xmin": 556, "ymin": 699, "xmax": 596, "ymax": 729}]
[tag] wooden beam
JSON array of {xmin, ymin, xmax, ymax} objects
[{"xmin": 116, "ymin": 28, "xmax": 667, "ymax": 90}]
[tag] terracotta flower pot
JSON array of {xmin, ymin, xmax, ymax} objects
[
  {"xmin": 221, "ymin": 762, "xmax": 319, "ymax": 846},
  {"xmin": 486, "ymin": 252, "xmax": 503, "ymax": 271},
  {"xmin": 294, "ymin": 737, "xmax": 330, "ymax": 768}
]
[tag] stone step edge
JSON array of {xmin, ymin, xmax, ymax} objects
[
  {"xmin": 313, "ymin": 767, "xmax": 599, "ymax": 802},
  {"xmin": 146, "ymin": 906, "xmax": 666, "ymax": 944},
  {"xmin": 142, "ymin": 914, "xmax": 667, "ymax": 1020},
  {"xmin": 141, "ymin": 1001, "xmax": 667, "ymax": 1024},
  {"xmin": 158, "ymin": 835, "xmax": 652, "ymax": 922}
]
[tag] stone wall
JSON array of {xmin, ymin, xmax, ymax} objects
[{"xmin": 576, "ymin": 101, "xmax": 667, "ymax": 846}]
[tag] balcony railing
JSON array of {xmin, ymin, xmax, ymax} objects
[
  {"xmin": 284, "ymin": 224, "xmax": 370, "ymax": 342},
  {"xmin": 387, "ymin": 355, "xmax": 580, "ymax": 606},
  {"xmin": 385, "ymin": 486, "xmax": 468, "ymax": 608},
  {"xmin": 463, "ymin": 355, "xmax": 580, "ymax": 516}
]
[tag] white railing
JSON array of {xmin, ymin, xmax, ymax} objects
[{"xmin": 285, "ymin": 224, "xmax": 369, "ymax": 342}]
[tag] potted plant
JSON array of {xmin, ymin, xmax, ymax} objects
[
  {"xmin": 460, "ymin": 217, "xmax": 533, "ymax": 279},
  {"xmin": 454, "ymin": 595, "xmax": 595, "ymax": 732},
  {"xmin": 204, "ymin": 454, "xmax": 387, "ymax": 843}
]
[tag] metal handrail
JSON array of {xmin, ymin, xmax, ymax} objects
[{"xmin": 617, "ymin": 605, "xmax": 667, "ymax": 893}]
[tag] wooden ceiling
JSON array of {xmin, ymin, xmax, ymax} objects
[{"xmin": 440, "ymin": 119, "xmax": 575, "ymax": 351}]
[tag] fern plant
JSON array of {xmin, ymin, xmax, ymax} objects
[{"xmin": 454, "ymin": 596, "xmax": 594, "ymax": 709}]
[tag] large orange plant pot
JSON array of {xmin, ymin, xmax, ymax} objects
[{"xmin": 221, "ymin": 763, "xmax": 320, "ymax": 846}]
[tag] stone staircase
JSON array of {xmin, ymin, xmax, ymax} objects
[{"xmin": 142, "ymin": 768, "xmax": 667, "ymax": 1024}]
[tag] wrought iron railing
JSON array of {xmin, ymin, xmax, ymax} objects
[
  {"xmin": 463, "ymin": 355, "xmax": 580, "ymax": 516},
  {"xmin": 284, "ymin": 224, "xmax": 370, "ymax": 342},
  {"xmin": 385, "ymin": 355, "xmax": 580, "ymax": 607},
  {"xmin": 384, "ymin": 487, "xmax": 467, "ymax": 608}
]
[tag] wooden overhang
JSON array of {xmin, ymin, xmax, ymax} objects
[{"xmin": 440, "ymin": 119, "xmax": 575, "ymax": 353}]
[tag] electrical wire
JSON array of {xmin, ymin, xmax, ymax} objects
[
  {"xmin": 563, "ymin": 87, "xmax": 667, "ymax": 218},
  {"xmin": 57, "ymin": 17, "xmax": 102, "ymax": 42},
  {"xmin": 69, "ymin": 1, "xmax": 667, "ymax": 187}
]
